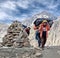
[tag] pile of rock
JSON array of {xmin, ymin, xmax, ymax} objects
[{"xmin": 2, "ymin": 21, "xmax": 30, "ymax": 47}]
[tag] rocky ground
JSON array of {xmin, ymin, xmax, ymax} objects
[
  {"xmin": 42, "ymin": 46, "xmax": 60, "ymax": 58},
  {"xmin": 0, "ymin": 47, "xmax": 42, "ymax": 58},
  {"xmin": 0, "ymin": 46, "xmax": 60, "ymax": 58}
]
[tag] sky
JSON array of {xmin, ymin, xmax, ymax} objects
[{"xmin": 0, "ymin": 0, "xmax": 60, "ymax": 24}]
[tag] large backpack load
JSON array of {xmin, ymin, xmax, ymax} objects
[
  {"xmin": 34, "ymin": 18, "xmax": 42, "ymax": 26},
  {"xmin": 34, "ymin": 18, "xmax": 53, "ymax": 27}
]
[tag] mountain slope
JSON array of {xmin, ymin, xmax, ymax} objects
[
  {"xmin": 0, "ymin": 23, "xmax": 9, "ymax": 42},
  {"xmin": 46, "ymin": 17, "xmax": 60, "ymax": 46}
]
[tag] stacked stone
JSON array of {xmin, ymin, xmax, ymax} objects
[{"xmin": 2, "ymin": 21, "xmax": 30, "ymax": 47}]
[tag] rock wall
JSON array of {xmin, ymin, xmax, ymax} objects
[{"xmin": 0, "ymin": 47, "xmax": 42, "ymax": 58}]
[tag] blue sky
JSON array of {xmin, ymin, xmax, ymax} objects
[{"xmin": 0, "ymin": 0, "xmax": 60, "ymax": 24}]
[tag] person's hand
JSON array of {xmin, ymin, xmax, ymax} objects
[
  {"xmin": 40, "ymin": 36, "xmax": 42, "ymax": 39},
  {"xmin": 40, "ymin": 35, "xmax": 42, "ymax": 39}
]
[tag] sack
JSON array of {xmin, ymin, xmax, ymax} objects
[
  {"xmin": 34, "ymin": 18, "xmax": 53, "ymax": 27},
  {"xmin": 22, "ymin": 25, "xmax": 27, "ymax": 28},
  {"xmin": 34, "ymin": 18, "xmax": 42, "ymax": 26}
]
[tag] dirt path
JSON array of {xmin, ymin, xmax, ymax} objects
[{"xmin": 41, "ymin": 46, "xmax": 60, "ymax": 58}]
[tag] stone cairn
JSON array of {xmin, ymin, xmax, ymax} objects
[{"xmin": 2, "ymin": 21, "xmax": 30, "ymax": 47}]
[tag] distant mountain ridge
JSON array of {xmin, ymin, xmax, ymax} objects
[{"xmin": 22, "ymin": 11, "xmax": 57, "ymax": 26}]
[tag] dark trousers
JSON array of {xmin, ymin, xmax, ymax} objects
[
  {"xmin": 38, "ymin": 37, "xmax": 41, "ymax": 47},
  {"xmin": 35, "ymin": 30, "xmax": 41, "ymax": 47},
  {"xmin": 41, "ymin": 31, "xmax": 47, "ymax": 48}
]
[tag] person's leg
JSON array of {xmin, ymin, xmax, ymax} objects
[
  {"xmin": 43, "ymin": 37, "xmax": 46, "ymax": 46},
  {"xmin": 38, "ymin": 38, "xmax": 41, "ymax": 47},
  {"xmin": 41, "ymin": 38, "xmax": 44, "ymax": 48},
  {"xmin": 43, "ymin": 31, "xmax": 47, "ymax": 47},
  {"xmin": 41, "ymin": 31, "xmax": 46, "ymax": 48},
  {"xmin": 35, "ymin": 31, "xmax": 41, "ymax": 47},
  {"xmin": 35, "ymin": 31, "xmax": 39, "ymax": 40},
  {"xmin": 41, "ymin": 38, "xmax": 46, "ymax": 49},
  {"xmin": 38, "ymin": 33, "xmax": 41, "ymax": 47}
]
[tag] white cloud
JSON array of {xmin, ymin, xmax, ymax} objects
[
  {"xmin": 0, "ymin": 0, "xmax": 16, "ymax": 10},
  {"xmin": 17, "ymin": 0, "xmax": 29, "ymax": 9},
  {"xmin": 0, "ymin": 12, "xmax": 9, "ymax": 20},
  {"xmin": 46, "ymin": 1, "xmax": 59, "ymax": 9},
  {"xmin": 14, "ymin": 14, "xmax": 29, "ymax": 21},
  {"xmin": 15, "ymin": 17, "xmax": 26, "ymax": 21},
  {"xmin": 0, "ymin": 0, "xmax": 30, "ymax": 21},
  {"xmin": 47, "ymin": 4, "xmax": 58, "ymax": 9},
  {"xmin": 17, "ymin": 0, "xmax": 32, "ymax": 9},
  {"xmin": 0, "ymin": 0, "xmax": 18, "ymax": 21},
  {"xmin": 35, "ymin": 0, "xmax": 59, "ymax": 9},
  {"xmin": 0, "ymin": 10, "xmax": 16, "ymax": 21}
]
